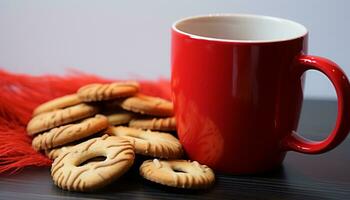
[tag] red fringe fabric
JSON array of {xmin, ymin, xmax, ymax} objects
[{"xmin": 0, "ymin": 70, "xmax": 171, "ymax": 174}]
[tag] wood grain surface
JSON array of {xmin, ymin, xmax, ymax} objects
[{"xmin": 1, "ymin": 100, "xmax": 349, "ymax": 200}]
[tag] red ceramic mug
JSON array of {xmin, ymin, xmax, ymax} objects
[{"xmin": 171, "ymin": 14, "xmax": 350, "ymax": 174}]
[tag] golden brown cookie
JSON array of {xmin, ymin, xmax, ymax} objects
[
  {"xmin": 45, "ymin": 132, "xmax": 106, "ymax": 160},
  {"xmin": 140, "ymin": 159, "xmax": 215, "ymax": 189},
  {"xmin": 129, "ymin": 117, "xmax": 176, "ymax": 131},
  {"xmin": 119, "ymin": 94, "xmax": 174, "ymax": 117},
  {"xmin": 32, "ymin": 115, "xmax": 109, "ymax": 151},
  {"xmin": 27, "ymin": 103, "xmax": 98, "ymax": 136},
  {"xmin": 45, "ymin": 145, "xmax": 74, "ymax": 160},
  {"xmin": 51, "ymin": 135, "xmax": 135, "ymax": 192},
  {"xmin": 77, "ymin": 81, "xmax": 139, "ymax": 102},
  {"xmin": 33, "ymin": 94, "xmax": 82, "ymax": 116},
  {"xmin": 106, "ymin": 112, "xmax": 135, "ymax": 126},
  {"xmin": 105, "ymin": 126, "xmax": 182, "ymax": 159}
]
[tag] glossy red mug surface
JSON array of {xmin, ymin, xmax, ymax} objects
[{"xmin": 171, "ymin": 14, "xmax": 350, "ymax": 174}]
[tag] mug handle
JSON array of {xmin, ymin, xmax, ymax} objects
[{"xmin": 283, "ymin": 55, "xmax": 350, "ymax": 154}]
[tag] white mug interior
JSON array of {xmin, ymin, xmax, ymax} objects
[{"xmin": 173, "ymin": 14, "xmax": 308, "ymax": 43}]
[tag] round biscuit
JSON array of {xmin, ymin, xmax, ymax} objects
[
  {"xmin": 77, "ymin": 81, "xmax": 139, "ymax": 102},
  {"xmin": 140, "ymin": 159, "xmax": 215, "ymax": 189},
  {"xmin": 27, "ymin": 103, "xmax": 99, "ymax": 135},
  {"xmin": 106, "ymin": 112, "xmax": 135, "ymax": 126},
  {"xmin": 120, "ymin": 94, "xmax": 173, "ymax": 117},
  {"xmin": 33, "ymin": 94, "xmax": 82, "ymax": 116},
  {"xmin": 45, "ymin": 145, "xmax": 75, "ymax": 160},
  {"xmin": 105, "ymin": 126, "xmax": 182, "ymax": 159},
  {"xmin": 129, "ymin": 117, "xmax": 176, "ymax": 131},
  {"xmin": 51, "ymin": 135, "xmax": 135, "ymax": 192},
  {"xmin": 32, "ymin": 115, "xmax": 109, "ymax": 151}
]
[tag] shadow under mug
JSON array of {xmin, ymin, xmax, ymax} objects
[{"xmin": 171, "ymin": 14, "xmax": 350, "ymax": 174}]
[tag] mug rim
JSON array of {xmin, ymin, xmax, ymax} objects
[{"xmin": 172, "ymin": 13, "xmax": 308, "ymax": 43}]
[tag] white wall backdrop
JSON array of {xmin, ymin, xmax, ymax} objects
[{"xmin": 0, "ymin": 0, "xmax": 348, "ymax": 99}]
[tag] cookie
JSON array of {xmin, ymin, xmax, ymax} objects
[
  {"xmin": 51, "ymin": 135, "xmax": 135, "ymax": 192},
  {"xmin": 129, "ymin": 117, "xmax": 176, "ymax": 131},
  {"xmin": 119, "ymin": 94, "xmax": 174, "ymax": 117},
  {"xmin": 27, "ymin": 103, "xmax": 98, "ymax": 136},
  {"xmin": 77, "ymin": 81, "xmax": 139, "ymax": 102},
  {"xmin": 45, "ymin": 131, "xmax": 107, "ymax": 159},
  {"xmin": 105, "ymin": 126, "xmax": 182, "ymax": 159},
  {"xmin": 106, "ymin": 112, "xmax": 135, "ymax": 126},
  {"xmin": 33, "ymin": 94, "xmax": 82, "ymax": 116},
  {"xmin": 46, "ymin": 145, "xmax": 74, "ymax": 160},
  {"xmin": 32, "ymin": 115, "xmax": 109, "ymax": 151},
  {"xmin": 140, "ymin": 159, "xmax": 215, "ymax": 189}
]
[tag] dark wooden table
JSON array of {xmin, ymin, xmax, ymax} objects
[{"xmin": 1, "ymin": 100, "xmax": 349, "ymax": 200}]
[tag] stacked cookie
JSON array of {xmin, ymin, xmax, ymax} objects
[{"xmin": 27, "ymin": 81, "xmax": 215, "ymax": 192}]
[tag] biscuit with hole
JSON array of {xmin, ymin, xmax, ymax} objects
[
  {"xmin": 140, "ymin": 159, "xmax": 215, "ymax": 189},
  {"xmin": 51, "ymin": 135, "xmax": 135, "ymax": 192}
]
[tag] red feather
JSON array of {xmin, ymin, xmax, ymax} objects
[{"xmin": 0, "ymin": 70, "xmax": 171, "ymax": 174}]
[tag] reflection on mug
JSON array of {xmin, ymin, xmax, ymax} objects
[{"xmin": 176, "ymin": 92, "xmax": 224, "ymax": 167}]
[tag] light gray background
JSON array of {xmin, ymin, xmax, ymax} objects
[{"xmin": 0, "ymin": 0, "xmax": 348, "ymax": 99}]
